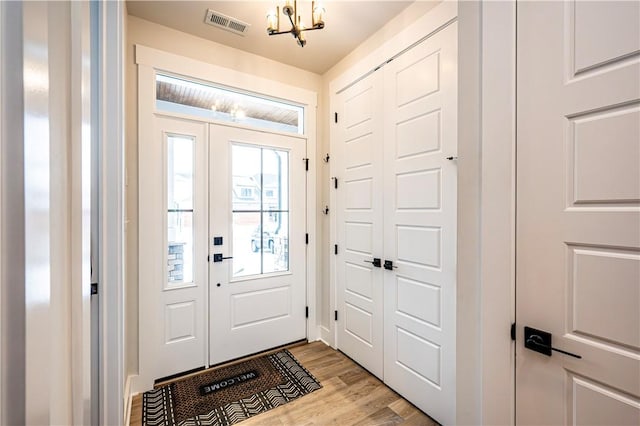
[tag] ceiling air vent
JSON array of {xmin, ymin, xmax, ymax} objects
[{"xmin": 204, "ymin": 9, "xmax": 250, "ymax": 36}]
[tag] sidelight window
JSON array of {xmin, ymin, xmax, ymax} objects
[{"xmin": 167, "ymin": 134, "xmax": 195, "ymax": 285}]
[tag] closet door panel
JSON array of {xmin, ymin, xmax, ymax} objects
[
  {"xmin": 383, "ymin": 22, "xmax": 458, "ymax": 425},
  {"xmin": 335, "ymin": 73, "xmax": 385, "ymax": 378}
]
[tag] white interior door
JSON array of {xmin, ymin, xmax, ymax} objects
[
  {"xmin": 142, "ymin": 116, "xmax": 208, "ymax": 381},
  {"xmin": 334, "ymin": 72, "xmax": 385, "ymax": 378},
  {"xmin": 517, "ymin": 1, "xmax": 640, "ymax": 424},
  {"xmin": 382, "ymin": 22, "xmax": 458, "ymax": 426},
  {"xmin": 209, "ymin": 124, "xmax": 307, "ymax": 365}
]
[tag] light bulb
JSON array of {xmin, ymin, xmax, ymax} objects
[
  {"xmin": 266, "ymin": 10, "xmax": 277, "ymax": 32},
  {"xmin": 313, "ymin": 4, "xmax": 325, "ymax": 27}
]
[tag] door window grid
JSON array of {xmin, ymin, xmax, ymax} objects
[{"xmin": 232, "ymin": 145, "xmax": 289, "ymax": 277}]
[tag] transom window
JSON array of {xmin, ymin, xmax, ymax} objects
[{"xmin": 156, "ymin": 74, "xmax": 304, "ymax": 134}]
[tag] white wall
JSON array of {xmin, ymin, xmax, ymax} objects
[{"xmin": 124, "ymin": 15, "xmax": 323, "ymax": 380}]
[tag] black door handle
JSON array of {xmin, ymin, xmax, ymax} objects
[
  {"xmin": 524, "ymin": 326, "xmax": 582, "ymax": 359},
  {"xmin": 383, "ymin": 260, "xmax": 397, "ymax": 270},
  {"xmin": 364, "ymin": 258, "xmax": 381, "ymax": 268},
  {"xmin": 213, "ymin": 253, "xmax": 233, "ymax": 262}
]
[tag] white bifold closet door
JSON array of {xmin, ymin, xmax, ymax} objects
[
  {"xmin": 335, "ymin": 22, "xmax": 458, "ymax": 425},
  {"xmin": 334, "ymin": 70, "xmax": 385, "ymax": 378}
]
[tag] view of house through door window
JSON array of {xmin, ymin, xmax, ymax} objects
[
  {"xmin": 232, "ymin": 144, "xmax": 289, "ymax": 277},
  {"xmin": 167, "ymin": 134, "xmax": 195, "ymax": 284}
]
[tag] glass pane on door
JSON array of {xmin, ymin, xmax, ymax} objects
[
  {"xmin": 263, "ymin": 211, "xmax": 289, "ymax": 274},
  {"xmin": 231, "ymin": 144, "xmax": 290, "ymax": 278},
  {"xmin": 167, "ymin": 134, "xmax": 194, "ymax": 284}
]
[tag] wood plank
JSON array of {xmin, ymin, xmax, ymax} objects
[{"xmin": 128, "ymin": 341, "xmax": 439, "ymax": 426}]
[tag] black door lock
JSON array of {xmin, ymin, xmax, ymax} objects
[
  {"xmin": 524, "ymin": 326, "xmax": 582, "ymax": 359},
  {"xmin": 364, "ymin": 258, "xmax": 381, "ymax": 268},
  {"xmin": 213, "ymin": 253, "xmax": 233, "ymax": 262}
]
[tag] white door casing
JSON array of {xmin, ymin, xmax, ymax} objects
[
  {"xmin": 140, "ymin": 116, "xmax": 208, "ymax": 382},
  {"xmin": 516, "ymin": 1, "xmax": 640, "ymax": 424},
  {"xmin": 334, "ymin": 71, "xmax": 385, "ymax": 378},
  {"xmin": 382, "ymin": 22, "xmax": 458, "ymax": 425},
  {"xmin": 333, "ymin": 20, "xmax": 458, "ymax": 425},
  {"xmin": 209, "ymin": 124, "xmax": 307, "ymax": 365}
]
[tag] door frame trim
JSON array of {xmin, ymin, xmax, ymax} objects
[
  {"xmin": 479, "ymin": 2, "xmax": 517, "ymax": 425},
  {"xmin": 134, "ymin": 45, "xmax": 318, "ymax": 394},
  {"xmin": 96, "ymin": 1, "xmax": 126, "ymax": 423}
]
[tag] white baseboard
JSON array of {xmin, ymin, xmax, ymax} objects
[{"xmin": 320, "ymin": 325, "xmax": 334, "ymax": 348}]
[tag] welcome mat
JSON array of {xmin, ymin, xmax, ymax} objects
[{"xmin": 142, "ymin": 350, "xmax": 322, "ymax": 426}]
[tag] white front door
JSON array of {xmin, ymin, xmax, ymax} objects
[
  {"xmin": 143, "ymin": 116, "xmax": 209, "ymax": 380},
  {"xmin": 334, "ymin": 71, "xmax": 385, "ymax": 378},
  {"xmin": 382, "ymin": 22, "xmax": 457, "ymax": 425},
  {"xmin": 209, "ymin": 124, "xmax": 307, "ymax": 365},
  {"xmin": 517, "ymin": 1, "xmax": 640, "ymax": 424}
]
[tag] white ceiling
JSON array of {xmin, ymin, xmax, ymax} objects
[{"xmin": 126, "ymin": 1, "xmax": 415, "ymax": 74}]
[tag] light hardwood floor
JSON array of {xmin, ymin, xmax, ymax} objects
[{"xmin": 130, "ymin": 341, "xmax": 438, "ymax": 425}]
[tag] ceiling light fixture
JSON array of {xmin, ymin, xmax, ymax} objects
[{"xmin": 266, "ymin": 0, "xmax": 325, "ymax": 48}]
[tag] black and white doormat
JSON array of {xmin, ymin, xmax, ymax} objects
[{"xmin": 142, "ymin": 350, "xmax": 321, "ymax": 426}]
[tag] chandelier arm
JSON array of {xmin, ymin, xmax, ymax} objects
[
  {"xmin": 299, "ymin": 26, "xmax": 324, "ymax": 32},
  {"xmin": 268, "ymin": 29, "xmax": 295, "ymax": 36},
  {"xmin": 286, "ymin": 12, "xmax": 299, "ymax": 37}
]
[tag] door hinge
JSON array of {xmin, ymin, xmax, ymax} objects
[
  {"xmin": 303, "ymin": 158, "xmax": 309, "ymax": 171},
  {"xmin": 90, "ymin": 282, "xmax": 98, "ymax": 295},
  {"xmin": 334, "ymin": 112, "xmax": 338, "ymax": 123},
  {"xmin": 334, "ymin": 244, "xmax": 338, "ymax": 255},
  {"xmin": 305, "ymin": 306, "xmax": 309, "ymax": 318},
  {"xmin": 332, "ymin": 177, "xmax": 338, "ymax": 189},
  {"xmin": 511, "ymin": 323, "xmax": 516, "ymax": 341},
  {"xmin": 334, "ymin": 310, "xmax": 338, "ymax": 321},
  {"xmin": 305, "ymin": 233, "xmax": 309, "ymax": 244}
]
